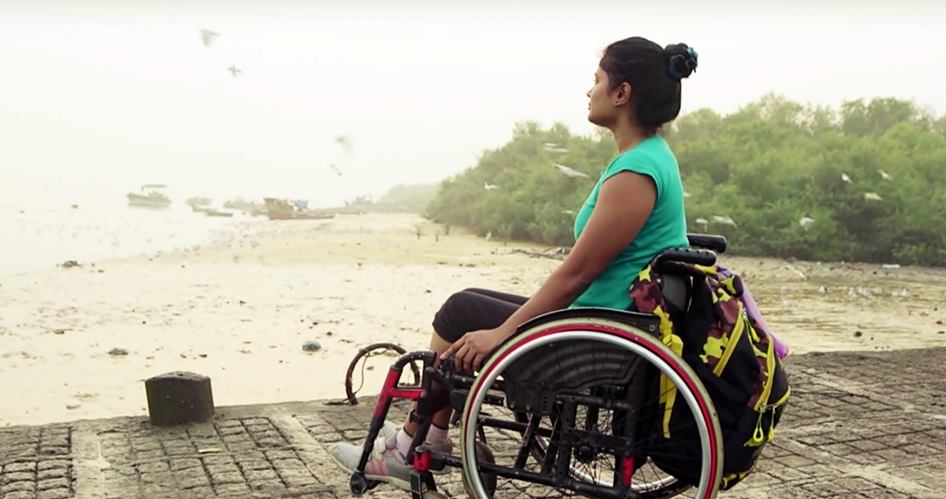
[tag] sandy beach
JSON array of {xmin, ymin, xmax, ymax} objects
[{"xmin": 1, "ymin": 212, "xmax": 945, "ymax": 427}]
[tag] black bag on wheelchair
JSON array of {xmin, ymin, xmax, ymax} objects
[{"xmin": 629, "ymin": 260, "xmax": 791, "ymax": 490}]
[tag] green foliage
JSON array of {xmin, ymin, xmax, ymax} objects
[
  {"xmin": 426, "ymin": 94, "xmax": 946, "ymax": 266},
  {"xmin": 370, "ymin": 183, "xmax": 441, "ymax": 213}
]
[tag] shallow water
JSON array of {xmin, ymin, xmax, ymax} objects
[{"xmin": 0, "ymin": 183, "xmax": 264, "ymax": 276}]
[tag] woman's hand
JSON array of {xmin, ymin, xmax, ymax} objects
[{"xmin": 441, "ymin": 327, "xmax": 510, "ymax": 373}]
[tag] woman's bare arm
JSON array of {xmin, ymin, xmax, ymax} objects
[{"xmin": 494, "ymin": 170, "xmax": 658, "ymax": 336}]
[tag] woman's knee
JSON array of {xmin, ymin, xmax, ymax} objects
[
  {"xmin": 438, "ymin": 289, "xmax": 480, "ymax": 316},
  {"xmin": 432, "ymin": 290, "xmax": 477, "ymax": 343},
  {"xmin": 432, "ymin": 288, "xmax": 522, "ymax": 344}
]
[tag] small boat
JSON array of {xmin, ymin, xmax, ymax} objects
[
  {"xmin": 203, "ymin": 207, "xmax": 235, "ymax": 218},
  {"xmin": 186, "ymin": 196, "xmax": 213, "ymax": 213},
  {"xmin": 127, "ymin": 184, "xmax": 172, "ymax": 209},
  {"xmin": 221, "ymin": 198, "xmax": 267, "ymax": 217},
  {"xmin": 263, "ymin": 197, "xmax": 336, "ymax": 221}
]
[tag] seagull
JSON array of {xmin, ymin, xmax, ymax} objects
[
  {"xmin": 484, "ymin": 182, "xmax": 500, "ymax": 190},
  {"xmin": 711, "ymin": 215, "xmax": 737, "ymax": 227},
  {"xmin": 878, "ymin": 169, "xmax": 892, "ymax": 180},
  {"xmin": 228, "ymin": 65, "xmax": 242, "ymax": 78},
  {"xmin": 694, "ymin": 217, "xmax": 709, "ymax": 226},
  {"xmin": 543, "ymin": 143, "xmax": 568, "ymax": 153},
  {"xmin": 864, "ymin": 192, "xmax": 883, "ymax": 201},
  {"xmin": 841, "ymin": 173, "xmax": 852, "ymax": 183},
  {"xmin": 335, "ymin": 135, "xmax": 353, "ymax": 155},
  {"xmin": 779, "ymin": 287, "xmax": 793, "ymax": 309},
  {"xmin": 799, "ymin": 216, "xmax": 815, "ymax": 229},
  {"xmin": 200, "ymin": 29, "xmax": 219, "ymax": 48},
  {"xmin": 553, "ymin": 164, "xmax": 589, "ymax": 179}
]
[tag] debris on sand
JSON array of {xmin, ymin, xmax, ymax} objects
[{"xmin": 509, "ymin": 247, "xmax": 571, "ymax": 261}]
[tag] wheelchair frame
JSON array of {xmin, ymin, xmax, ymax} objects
[{"xmin": 346, "ymin": 234, "xmax": 729, "ymax": 499}]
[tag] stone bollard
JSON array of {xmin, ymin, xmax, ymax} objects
[{"xmin": 145, "ymin": 371, "xmax": 215, "ymax": 426}]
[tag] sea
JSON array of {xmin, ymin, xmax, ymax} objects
[{"xmin": 0, "ymin": 181, "xmax": 267, "ymax": 277}]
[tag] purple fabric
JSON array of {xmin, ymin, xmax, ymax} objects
[{"xmin": 717, "ymin": 265, "xmax": 790, "ymax": 359}]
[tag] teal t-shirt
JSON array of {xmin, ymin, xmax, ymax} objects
[{"xmin": 571, "ymin": 136, "xmax": 688, "ymax": 310}]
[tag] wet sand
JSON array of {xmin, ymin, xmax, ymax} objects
[{"xmin": 1, "ymin": 212, "xmax": 944, "ymax": 427}]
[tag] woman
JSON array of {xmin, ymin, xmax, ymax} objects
[{"xmin": 330, "ymin": 36, "xmax": 698, "ymax": 490}]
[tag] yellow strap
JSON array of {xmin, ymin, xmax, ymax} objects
[
  {"xmin": 712, "ymin": 302, "xmax": 746, "ymax": 376},
  {"xmin": 654, "ymin": 305, "xmax": 681, "ymax": 438},
  {"xmin": 754, "ymin": 331, "xmax": 778, "ymax": 412}
]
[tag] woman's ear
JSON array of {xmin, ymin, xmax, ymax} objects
[{"xmin": 613, "ymin": 82, "xmax": 632, "ymax": 106}]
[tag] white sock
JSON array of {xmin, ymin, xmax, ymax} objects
[
  {"xmin": 394, "ymin": 425, "xmax": 449, "ymax": 463},
  {"xmin": 425, "ymin": 424, "xmax": 450, "ymax": 445},
  {"xmin": 394, "ymin": 428, "xmax": 413, "ymax": 464}
]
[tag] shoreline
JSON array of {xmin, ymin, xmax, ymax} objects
[
  {"xmin": 0, "ymin": 204, "xmax": 269, "ymax": 279},
  {"xmin": 2, "ymin": 212, "xmax": 945, "ymax": 427}
]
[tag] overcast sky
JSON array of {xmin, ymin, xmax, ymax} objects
[{"xmin": 1, "ymin": 0, "xmax": 944, "ymax": 206}]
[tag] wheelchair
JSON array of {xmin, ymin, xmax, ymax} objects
[{"xmin": 346, "ymin": 234, "xmax": 729, "ymax": 499}]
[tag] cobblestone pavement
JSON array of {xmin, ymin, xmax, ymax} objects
[{"xmin": 2, "ymin": 348, "xmax": 944, "ymax": 498}]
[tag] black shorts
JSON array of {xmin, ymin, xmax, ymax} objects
[{"xmin": 432, "ymin": 288, "xmax": 528, "ymax": 343}]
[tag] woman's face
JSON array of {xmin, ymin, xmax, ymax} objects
[
  {"xmin": 587, "ymin": 65, "xmax": 633, "ymax": 128},
  {"xmin": 587, "ymin": 67, "xmax": 616, "ymax": 128}
]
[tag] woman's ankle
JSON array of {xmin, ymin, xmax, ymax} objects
[{"xmin": 425, "ymin": 423, "xmax": 449, "ymax": 444}]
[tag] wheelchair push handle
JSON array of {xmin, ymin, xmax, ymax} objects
[
  {"xmin": 687, "ymin": 233, "xmax": 727, "ymax": 254},
  {"xmin": 656, "ymin": 247, "xmax": 717, "ymax": 267},
  {"xmin": 654, "ymin": 233, "xmax": 727, "ymax": 270}
]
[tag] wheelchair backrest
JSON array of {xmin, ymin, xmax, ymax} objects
[{"xmin": 657, "ymin": 273, "xmax": 691, "ymax": 329}]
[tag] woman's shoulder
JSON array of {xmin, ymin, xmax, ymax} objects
[{"xmin": 606, "ymin": 137, "xmax": 678, "ymax": 176}]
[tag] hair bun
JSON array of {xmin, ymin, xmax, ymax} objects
[{"xmin": 665, "ymin": 43, "xmax": 698, "ymax": 80}]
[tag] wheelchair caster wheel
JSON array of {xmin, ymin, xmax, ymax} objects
[
  {"xmin": 463, "ymin": 440, "xmax": 496, "ymax": 497},
  {"xmin": 349, "ymin": 473, "xmax": 379, "ymax": 495},
  {"xmin": 474, "ymin": 439, "xmax": 497, "ymax": 496}
]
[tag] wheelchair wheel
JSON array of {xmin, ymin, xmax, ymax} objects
[
  {"xmin": 459, "ymin": 316, "xmax": 723, "ymax": 498},
  {"xmin": 515, "ymin": 411, "xmax": 692, "ymax": 499}
]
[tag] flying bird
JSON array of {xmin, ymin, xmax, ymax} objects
[
  {"xmin": 329, "ymin": 164, "xmax": 342, "ymax": 176},
  {"xmin": 200, "ymin": 29, "xmax": 219, "ymax": 48},
  {"xmin": 711, "ymin": 215, "xmax": 737, "ymax": 227},
  {"xmin": 864, "ymin": 192, "xmax": 883, "ymax": 201},
  {"xmin": 841, "ymin": 173, "xmax": 852, "ymax": 183},
  {"xmin": 228, "ymin": 65, "xmax": 242, "ymax": 78},
  {"xmin": 553, "ymin": 163, "xmax": 589, "ymax": 179},
  {"xmin": 878, "ymin": 169, "xmax": 892, "ymax": 180},
  {"xmin": 543, "ymin": 142, "xmax": 568, "ymax": 153},
  {"xmin": 484, "ymin": 182, "xmax": 500, "ymax": 190},
  {"xmin": 799, "ymin": 216, "xmax": 815, "ymax": 229},
  {"xmin": 335, "ymin": 135, "xmax": 353, "ymax": 155}
]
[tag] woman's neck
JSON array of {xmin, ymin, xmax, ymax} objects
[{"xmin": 611, "ymin": 122, "xmax": 654, "ymax": 153}]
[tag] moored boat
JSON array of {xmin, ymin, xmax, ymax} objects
[{"xmin": 127, "ymin": 184, "xmax": 171, "ymax": 209}]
